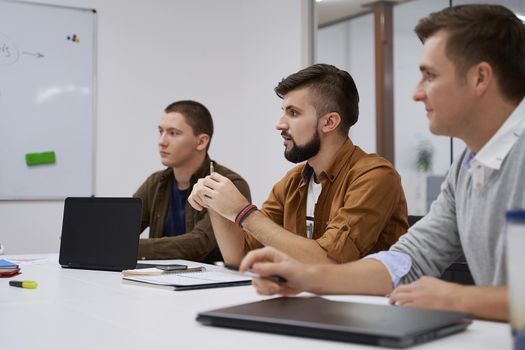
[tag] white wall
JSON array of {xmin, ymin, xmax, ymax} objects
[{"xmin": 0, "ymin": 0, "xmax": 313, "ymax": 254}]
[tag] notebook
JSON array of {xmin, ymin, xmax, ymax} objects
[
  {"xmin": 123, "ymin": 268, "xmax": 252, "ymax": 291},
  {"xmin": 0, "ymin": 259, "xmax": 20, "ymax": 277},
  {"xmin": 196, "ymin": 297, "xmax": 472, "ymax": 348},
  {"xmin": 59, "ymin": 197, "xmax": 143, "ymax": 271}
]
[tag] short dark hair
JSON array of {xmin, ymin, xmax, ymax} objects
[
  {"xmin": 164, "ymin": 100, "xmax": 213, "ymax": 150},
  {"xmin": 274, "ymin": 64, "xmax": 360, "ymax": 135},
  {"xmin": 415, "ymin": 4, "xmax": 525, "ymax": 103}
]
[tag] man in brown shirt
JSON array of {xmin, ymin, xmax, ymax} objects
[
  {"xmin": 189, "ymin": 64, "xmax": 407, "ymax": 265},
  {"xmin": 134, "ymin": 100, "xmax": 250, "ymax": 262}
]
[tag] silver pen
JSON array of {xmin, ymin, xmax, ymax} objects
[{"xmin": 210, "ymin": 161, "xmax": 214, "ymax": 174}]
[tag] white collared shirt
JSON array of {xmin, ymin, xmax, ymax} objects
[{"xmin": 465, "ymin": 99, "xmax": 525, "ymax": 189}]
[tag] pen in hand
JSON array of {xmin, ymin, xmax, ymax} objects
[
  {"xmin": 224, "ymin": 264, "xmax": 287, "ymax": 283},
  {"xmin": 210, "ymin": 161, "xmax": 214, "ymax": 174}
]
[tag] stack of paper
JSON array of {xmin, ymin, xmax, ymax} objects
[
  {"xmin": 122, "ymin": 266, "xmax": 204, "ymax": 276},
  {"xmin": 0, "ymin": 259, "xmax": 20, "ymax": 277}
]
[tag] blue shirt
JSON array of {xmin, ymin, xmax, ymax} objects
[
  {"xmin": 163, "ymin": 185, "xmax": 188, "ymax": 237},
  {"xmin": 364, "ymin": 251, "xmax": 412, "ymax": 287}
]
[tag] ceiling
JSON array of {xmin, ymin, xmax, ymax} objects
[{"xmin": 317, "ymin": 0, "xmax": 411, "ymax": 27}]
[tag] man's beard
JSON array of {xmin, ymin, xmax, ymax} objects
[{"xmin": 283, "ymin": 129, "xmax": 321, "ymax": 163}]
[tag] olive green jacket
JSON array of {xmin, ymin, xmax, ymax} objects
[{"xmin": 134, "ymin": 156, "xmax": 251, "ymax": 263}]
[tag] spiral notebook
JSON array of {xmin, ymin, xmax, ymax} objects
[
  {"xmin": 122, "ymin": 268, "xmax": 252, "ymax": 291},
  {"xmin": 0, "ymin": 259, "xmax": 20, "ymax": 277}
]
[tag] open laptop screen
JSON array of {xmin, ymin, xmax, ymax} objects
[{"xmin": 59, "ymin": 197, "xmax": 142, "ymax": 271}]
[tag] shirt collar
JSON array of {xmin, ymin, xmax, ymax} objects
[
  {"xmin": 191, "ymin": 154, "xmax": 212, "ymax": 183},
  {"xmin": 473, "ymin": 98, "xmax": 525, "ymax": 170},
  {"xmin": 161, "ymin": 154, "xmax": 212, "ymax": 184},
  {"xmin": 301, "ymin": 162, "xmax": 315, "ymax": 183},
  {"xmin": 301, "ymin": 138, "xmax": 355, "ymax": 184}
]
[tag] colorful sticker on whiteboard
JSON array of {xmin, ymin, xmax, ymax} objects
[
  {"xmin": 25, "ymin": 151, "xmax": 56, "ymax": 166},
  {"xmin": 66, "ymin": 34, "xmax": 80, "ymax": 43}
]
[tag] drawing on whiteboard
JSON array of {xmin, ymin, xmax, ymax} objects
[
  {"xmin": 0, "ymin": 32, "xmax": 19, "ymax": 65},
  {"xmin": 22, "ymin": 51, "xmax": 45, "ymax": 59}
]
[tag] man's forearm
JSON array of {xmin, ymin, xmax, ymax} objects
[
  {"xmin": 208, "ymin": 209, "xmax": 246, "ymax": 265},
  {"xmin": 304, "ymin": 258, "xmax": 394, "ymax": 295},
  {"xmin": 457, "ymin": 286, "xmax": 508, "ymax": 321},
  {"xmin": 242, "ymin": 211, "xmax": 335, "ymax": 264}
]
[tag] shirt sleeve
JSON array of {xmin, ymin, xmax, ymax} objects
[
  {"xmin": 364, "ymin": 251, "xmax": 412, "ymax": 287},
  {"xmin": 137, "ymin": 212, "xmax": 215, "ymax": 261},
  {"xmin": 133, "ymin": 176, "xmax": 154, "ymax": 234},
  {"xmin": 390, "ymin": 158, "xmax": 464, "ymax": 283},
  {"xmin": 316, "ymin": 164, "xmax": 407, "ymax": 263}
]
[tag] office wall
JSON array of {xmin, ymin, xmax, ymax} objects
[{"xmin": 0, "ymin": 0, "xmax": 312, "ymax": 254}]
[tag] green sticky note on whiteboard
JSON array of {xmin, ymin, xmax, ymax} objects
[{"xmin": 25, "ymin": 151, "xmax": 56, "ymax": 166}]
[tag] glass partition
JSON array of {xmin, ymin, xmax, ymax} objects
[
  {"xmin": 318, "ymin": 13, "xmax": 376, "ymax": 154},
  {"xmin": 317, "ymin": 0, "xmax": 452, "ymax": 215},
  {"xmin": 317, "ymin": 0, "xmax": 522, "ymax": 215},
  {"xmin": 392, "ymin": 0, "xmax": 453, "ymax": 215}
]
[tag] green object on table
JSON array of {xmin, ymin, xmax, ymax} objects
[{"xmin": 25, "ymin": 151, "xmax": 56, "ymax": 166}]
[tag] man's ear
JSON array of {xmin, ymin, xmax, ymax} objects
[
  {"xmin": 470, "ymin": 61, "xmax": 493, "ymax": 96},
  {"xmin": 320, "ymin": 112, "xmax": 341, "ymax": 133},
  {"xmin": 196, "ymin": 134, "xmax": 210, "ymax": 151}
]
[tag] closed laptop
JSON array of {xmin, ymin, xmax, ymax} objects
[
  {"xmin": 59, "ymin": 197, "xmax": 142, "ymax": 271},
  {"xmin": 196, "ymin": 297, "xmax": 472, "ymax": 348}
]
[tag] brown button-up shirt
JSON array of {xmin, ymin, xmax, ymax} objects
[{"xmin": 243, "ymin": 139, "xmax": 408, "ymax": 263}]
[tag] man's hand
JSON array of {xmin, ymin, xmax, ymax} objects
[
  {"xmin": 239, "ymin": 246, "xmax": 315, "ymax": 296},
  {"xmin": 188, "ymin": 177, "xmax": 208, "ymax": 211},
  {"xmin": 389, "ymin": 276, "xmax": 462, "ymax": 311},
  {"xmin": 188, "ymin": 172, "xmax": 249, "ymax": 221}
]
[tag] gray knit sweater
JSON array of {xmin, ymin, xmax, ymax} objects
[{"xmin": 391, "ymin": 132, "xmax": 525, "ymax": 286}]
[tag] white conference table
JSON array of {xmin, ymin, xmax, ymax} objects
[{"xmin": 0, "ymin": 254, "xmax": 512, "ymax": 350}]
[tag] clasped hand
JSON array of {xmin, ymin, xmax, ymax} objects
[
  {"xmin": 389, "ymin": 276, "xmax": 461, "ymax": 311},
  {"xmin": 188, "ymin": 172, "xmax": 249, "ymax": 222}
]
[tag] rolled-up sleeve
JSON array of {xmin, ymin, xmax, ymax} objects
[
  {"xmin": 364, "ymin": 251, "xmax": 412, "ymax": 287},
  {"xmin": 316, "ymin": 165, "xmax": 406, "ymax": 263}
]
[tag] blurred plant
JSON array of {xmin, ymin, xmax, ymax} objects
[{"xmin": 416, "ymin": 140, "xmax": 434, "ymax": 172}]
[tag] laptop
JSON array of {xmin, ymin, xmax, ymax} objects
[
  {"xmin": 59, "ymin": 197, "xmax": 143, "ymax": 271},
  {"xmin": 196, "ymin": 297, "xmax": 472, "ymax": 348}
]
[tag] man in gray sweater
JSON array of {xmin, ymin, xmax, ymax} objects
[{"xmin": 237, "ymin": 4, "xmax": 525, "ymax": 321}]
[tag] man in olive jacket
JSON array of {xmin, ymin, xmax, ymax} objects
[{"xmin": 134, "ymin": 100, "xmax": 250, "ymax": 263}]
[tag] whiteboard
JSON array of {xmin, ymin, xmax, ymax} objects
[{"xmin": 0, "ymin": 1, "xmax": 96, "ymax": 200}]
